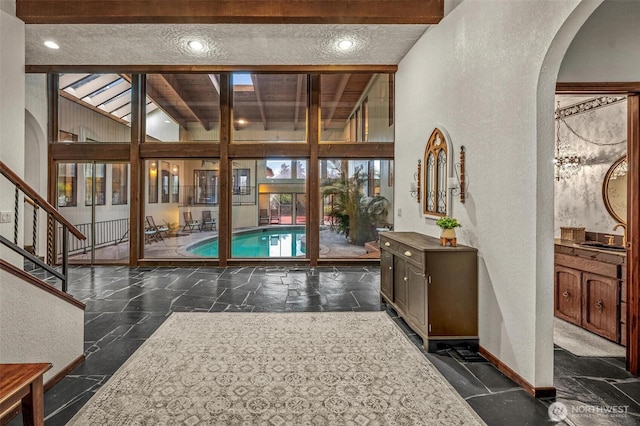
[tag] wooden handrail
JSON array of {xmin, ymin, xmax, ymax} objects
[{"xmin": 0, "ymin": 161, "xmax": 85, "ymax": 240}]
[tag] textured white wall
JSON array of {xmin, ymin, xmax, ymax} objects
[
  {"xmin": 24, "ymin": 74, "xmax": 49, "ymax": 257},
  {"xmin": 0, "ymin": 269, "xmax": 85, "ymax": 383},
  {"xmin": 554, "ymin": 100, "xmax": 627, "ymax": 234},
  {"xmin": 395, "ymin": 0, "xmax": 602, "ymax": 387},
  {"xmin": 0, "ymin": 10, "xmax": 25, "ymax": 266},
  {"xmin": 558, "ymin": 0, "xmax": 640, "ymax": 82}
]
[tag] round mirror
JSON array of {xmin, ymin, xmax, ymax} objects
[{"xmin": 602, "ymin": 156, "xmax": 627, "ymax": 224}]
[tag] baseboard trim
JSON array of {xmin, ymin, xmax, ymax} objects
[
  {"xmin": 45, "ymin": 354, "xmax": 86, "ymax": 392},
  {"xmin": 479, "ymin": 346, "xmax": 556, "ymax": 398}
]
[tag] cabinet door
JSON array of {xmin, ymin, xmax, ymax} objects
[
  {"xmin": 554, "ymin": 265, "xmax": 582, "ymax": 325},
  {"xmin": 406, "ymin": 264, "xmax": 428, "ymax": 334},
  {"xmin": 582, "ymin": 273, "xmax": 619, "ymax": 342},
  {"xmin": 393, "ymin": 257, "xmax": 408, "ymax": 312},
  {"xmin": 380, "ymin": 250, "xmax": 393, "ymax": 302}
]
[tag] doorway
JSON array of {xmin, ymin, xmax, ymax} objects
[{"xmin": 552, "ymin": 94, "xmax": 628, "ymax": 360}]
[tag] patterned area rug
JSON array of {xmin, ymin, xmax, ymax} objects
[{"xmin": 68, "ymin": 312, "xmax": 484, "ymax": 425}]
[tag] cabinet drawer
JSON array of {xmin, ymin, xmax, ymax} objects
[
  {"xmin": 555, "ymin": 253, "xmax": 618, "ymax": 278},
  {"xmin": 380, "ymin": 237, "xmax": 398, "ymax": 252},
  {"xmin": 396, "ymin": 242, "xmax": 425, "ymax": 266}
]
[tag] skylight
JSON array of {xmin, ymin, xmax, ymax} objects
[{"xmin": 233, "ymin": 73, "xmax": 254, "ymax": 87}]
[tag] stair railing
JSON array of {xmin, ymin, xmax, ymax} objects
[{"xmin": 0, "ymin": 161, "xmax": 85, "ymax": 292}]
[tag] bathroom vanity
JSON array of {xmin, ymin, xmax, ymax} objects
[{"xmin": 554, "ymin": 239, "xmax": 627, "ymax": 345}]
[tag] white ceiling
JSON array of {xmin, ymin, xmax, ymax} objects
[{"xmin": 25, "ymin": 24, "xmax": 430, "ymax": 66}]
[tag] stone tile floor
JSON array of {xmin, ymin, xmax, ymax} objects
[{"xmin": 10, "ymin": 266, "xmax": 640, "ymax": 425}]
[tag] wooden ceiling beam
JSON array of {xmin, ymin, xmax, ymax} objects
[
  {"xmin": 251, "ymin": 74, "xmax": 269, "ymax": 131},
  {"xmin": 324, "ymin": 74, "xmax": 351, "ymax": 130},
  {"xmin": 145, "ymin": 81, "xmax": 189, "ymax": 129},
  {"xmin": 160, "ymin": 74, "xmax": 213, "ymax": 131},
  {"xmin": 17, "ymin": 0, "xmax": 444, "ymax": 24}
]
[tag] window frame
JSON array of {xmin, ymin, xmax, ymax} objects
[{"xmin": 423, "ymin": 128, "xmax": 448, "ymax": 217}]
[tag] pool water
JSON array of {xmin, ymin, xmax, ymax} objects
[{"xmin": 188, "ymin": 226, "xmax": 306, "ymax": 258}]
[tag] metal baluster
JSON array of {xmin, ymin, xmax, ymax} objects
[
  {"xmin": 62, "ymin": 228, "xmax": 69, "ymax": 293},
  {"xmin": 47, "ymin": 213, "xmax": 55, "ymax": 266},
  {"xmin": 14, "ymin": 188, "xmax": 19, "ymax": 244},
  {"xmin": 32, "ymin": 204, "xmax": 38, "ymax": 254}
]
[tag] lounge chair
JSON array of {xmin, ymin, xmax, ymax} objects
[
  {"xmin": 270, "ymin": 209, "xmax": 280, "ymax": 224},
  {"xmin": 146, "ymin": 216, "xmax": 169, "ymax": 239},
  {"xmin": 182, "ymin": 211, "xmax": 201, "ymax": 232},
  {"xmin": 202, "ymin": 210, "xmax": 217, "ymax": 231},
  {"xmin": 144, "ymin": 227, "xmax": 160, "ymax": 244},
  {"xmin": 259, "ymin": 209, "xmax": 269, "ymax": 225}
]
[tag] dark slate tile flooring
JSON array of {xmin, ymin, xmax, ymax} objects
[{"xmin": 10, "ymin": 266, "xmax": 640, "ymax": 425}]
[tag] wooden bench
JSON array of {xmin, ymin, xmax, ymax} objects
[{"xmin": 0, "ymin": 363, "xmax": 51, "ymax": 426}]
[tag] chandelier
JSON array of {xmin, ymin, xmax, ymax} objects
[
  {"xmin": 611, "ymin": 158, "xmax": 628, "ymax": 180},
  {"xmin": 554, "ymin": 102, "xmax": 584, "ymax": 181}
]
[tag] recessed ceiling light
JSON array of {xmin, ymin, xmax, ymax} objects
[
  {"xmin": 164, "ymin": 120, "xmax": 171, "ymax": 124},
  {"xmin": 44, "ymin": 40, "xmax": 60, "ymax": 50},
  {"xmin": 188, "ymin": 40, "xmax": 205, "ymax": 51},
  {"xmin": 337, "ymin": 39, "xmax": 354, "ymax": 51}
]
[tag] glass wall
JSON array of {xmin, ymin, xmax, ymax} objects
[
  {"xmin": 320, "ymin": 73, "xmax": 393, "ymax": 143},
  {"xmin": 50, "ymin": 71, "xmax": 394, "ymax": 265},
  {"xmin": 231, "ymin": 159, "xmax": 307, "ymax": 258},
  {"xmin": 232, "ymin": 74, "xmax": 307, "ymax": 143},
  {"xmin": 145, "ymin": 74, "xmax": 221, "ymax": 142},
  {"xmin": 143, "ymin": 159, "xmax": 219, "ymax": 259},
  {"xmin": 319, "ymin": 159, "xmax": 393, "ymax": 259},
  {"xmin": 58, "ymin": 73, "xmax": 132, "ymax": 142},
  {"xmin": 56, "ymin": 162, "xmax": 130, "ymax": 264}
]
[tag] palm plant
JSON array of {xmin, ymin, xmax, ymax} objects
[{"xmin": 321, "ymin": 164, "xmax": 390, "ymax": 246}]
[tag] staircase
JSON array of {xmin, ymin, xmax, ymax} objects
[{"xmin": 0, "ymin": 161, "xmax": 86, "ymax": 424}]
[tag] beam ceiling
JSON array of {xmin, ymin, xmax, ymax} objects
[{"xmin": 16, "ymin": 0, "xmax": 444, "ymax": 25}]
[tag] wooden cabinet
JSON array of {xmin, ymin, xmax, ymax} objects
[
  {"xmin": 554, "ymin": 247, "xmax": 625, "ymax": 345},
  {"xmin": 380, "ymin": 232, "xmax": 478, "ymax": 352},
  {"xmin": 582, "ymin": 272, "xmax": 619, "ymax": 342},
  {"xmin": 380, "ymin": 249, "xmax": 393, "ymax": 302},
  {"xmin": 554, "ymin": 265, "xmax": 582, "ymax": 325}
]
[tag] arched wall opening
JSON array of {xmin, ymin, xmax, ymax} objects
[
  {"xmin": 24, "ymin": 109, "xmax": 47, "ymax": 257},
  {"xmin": 541, "ymin": 0, "xmax": 640, "ymax": 376}
]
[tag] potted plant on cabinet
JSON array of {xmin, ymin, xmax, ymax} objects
[{"xmin": 436, "ymin": 216, "xmax": 461, "ymax": 246}]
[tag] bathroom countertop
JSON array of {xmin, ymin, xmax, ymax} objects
[{"xmin": 554, "ymin": 238, "xmax": 626, "ymax": 263}]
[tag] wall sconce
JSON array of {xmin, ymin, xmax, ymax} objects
[
  {"xmin": 410, "ymin": 160, "xmax": 421, "ymax": 202},
  {"xmin": 450, "ymin": 146, "xmax": 465, "ymax": 203}
]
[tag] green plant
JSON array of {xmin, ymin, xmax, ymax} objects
[
  {"xmin": 321, "ymin": 164, "xmax": 390, "ymax": 246},
  {"xmin": 435, "ymin": 216, "xmax": 461, "ymax": 230}
]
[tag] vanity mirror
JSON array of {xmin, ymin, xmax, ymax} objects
[{"xmin": 602, "ymin": 155, "xmax": 627, "ymax": 224}]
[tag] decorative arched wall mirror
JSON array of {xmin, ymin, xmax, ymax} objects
[
  {"xmin": 602, "ymin": 155, "xmax": 627, "ymax": 224},
  {"xmin": 423, "ymin": 128, "xmax": 448, "ymax": 216}
]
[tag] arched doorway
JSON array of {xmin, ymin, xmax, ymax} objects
[{"xmin": 538, "ymin": 0, "xmax": 639, "ymax": 375}]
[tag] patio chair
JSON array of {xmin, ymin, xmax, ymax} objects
[
  {"xmin": 270, "ymin": 209, "xmax": 280, "ymax": 224},
  {"xmin": 201, "ymin": 210, "xmax": 217, "ymax": 231},
  {"xmin": 182, "ymin": 211, "xmax": 201, "ymax": 232},
  {"xmin": 259, "ymin": 209, "xmax": 269, "ymax": 225},
  {"xmin": 144, "ymin": 227, "xmax": 160, "ymax": 244},
  {"xmin": 146, "ymin": 216, "xmax": 169, "ymax": 239}
]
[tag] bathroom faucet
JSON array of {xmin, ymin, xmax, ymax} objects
[{"xmin": 613, "ymin": 223, "xmax": 627, "ymax": 248}]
